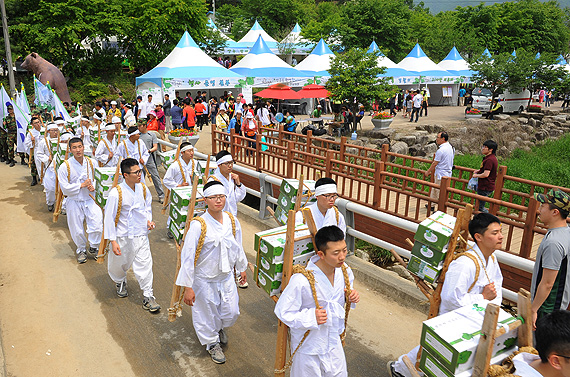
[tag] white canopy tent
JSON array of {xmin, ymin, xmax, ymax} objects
[{"xmin": 295, "ymin": 38, "xmax": 335, "ymax": 77}]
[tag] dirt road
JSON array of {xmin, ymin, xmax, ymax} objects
[{"xmin": 0, "ymin": 145, "xmax": 427, "ymax": 376}]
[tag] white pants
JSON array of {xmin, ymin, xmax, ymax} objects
[
  {"xmin": 66, "ymin": 198, "xmax": 102, "ymax": 253},
  {"xmin": 291, "ymin": 346, "xmax": 347, "ymax": 377},
  {"xmin": 394, "ymin": 345, "xmax": 423, "ymax": 377},
  {"xmin": 191, "ymin": 273, "xmax": 240, "ymax": 346},
  {"xmin": 108, "ymin": 235, "xmax": 154, "ymax": 297},
  {"xmin": 43, "ymin": 168, "xmax": 56, "ymax": 205}
]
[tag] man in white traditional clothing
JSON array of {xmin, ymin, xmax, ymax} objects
[
  {"xmin": 275, "ymin": 225, "xmax": 360, "ymax": 377},
  {"xmin": 510, "ymin": 310, "xmax": 570, "ymax": 377},
  {"xmin": 388, "ymin": 213, "xmax": 504, "ymax": 377},
  {"xmin": 294, "ymin": 177, "xmax": 347, "ymax": 235},
  {"xmin": 24, "ymin": 116, "xmax": 43, "ymax": 187},
  {"xmin": 208, "ymin": 150, "xmax": 246, "ymax": 216},
  {"xmin": 95, "ymin": 124, "xmax": 120, "ymax": 167},
  {"xmin": 208, "ymin": 150, "xmax": 248, "ymax": 288},
  {"xmin": 57, "ymin": 137, "xmax": 102, "ymax": 264},
  {"xmin": 178, "ymin": 180, "xmax": 248, "ymax": 364},
  {"xmin": 163, "ymin": 141, "xmax": 199, "ymax": 239},
  {"xmin": 36, "ymin": 123, "xmax": 60, "ymax": 211},
  {"xmin": 103, "ymin": 158, "xmax": 160, "ymax": 313},
  {"xmin": 111, "ymin": 116, "xmax": 122, "ymax": 132},
  {"xmin": 93, "ymin": 111, "xmax": 105, "ymax": 133},
  {"xmin": 77, "ymin": 115, "xmax": 92, "ymax": 151},
  {"xmin": 116, "ymin": 126, "xmax": 149, "ymax": 184}
]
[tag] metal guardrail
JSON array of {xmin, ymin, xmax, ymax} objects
[{"xmin": 158, "ymin": 139, "xmax": 535, "ymax": 302}]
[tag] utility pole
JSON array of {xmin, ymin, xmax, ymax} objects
[{"xmin": 0, "ymin": 0, "xmax": 15, "ymax": 96}]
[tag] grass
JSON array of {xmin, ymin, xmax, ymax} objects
[{"xmin": 355, "ymin": 239, "xmax": 394, "ymax": 267}]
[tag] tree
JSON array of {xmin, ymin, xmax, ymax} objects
[
  {"xmin": 197, "ymin": 28, "xmax": 228, "ymax": 57},
  {"xmin": 338, "ymin": 0, "xmax": 413, "ymax": 61},
  {"xmin": 300, "ymin": 2, "xmax": 343, "ymax": 51},
  {"xmin": 327, "ymin": 48, "xmax": 396, "ymax": 132},
  {"xmin": 215, "ymin": 4, "xmax": 251, "ymax": 41},
  {"xmin": 119, "ymin": 0, "xmax": 208, "ymax": 72}
]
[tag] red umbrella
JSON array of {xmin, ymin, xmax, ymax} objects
[
  {"xmin": 254, "ymin": 83, "xmax": 301, "ymax": 100},
  {"xmin": 296, "ymin": 84, "xmax": 330, "ymax": 99}
]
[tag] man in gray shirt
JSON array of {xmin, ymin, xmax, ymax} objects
[
  {"xmin": 137, "ymin": 119, "xmax": 165, "ymax": 203},
  {"xmin": 163, "ymin": 94, "xmax": 172, "ymax": 132},
  {"xmin": 425, "ymin": 131, "xmax": 454, "ymax": 211},
  {"xmin": 531, "ymin": 188, "xmax": 570, "ymax": 329}
]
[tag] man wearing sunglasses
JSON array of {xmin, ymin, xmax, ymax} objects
[
  {"xmin": 295, "ymin": 177, "xmax": 347, "ymax": 235},
  {"xmin": 103, "ymin": 158, "xmax": 160, "ymax": 313}
]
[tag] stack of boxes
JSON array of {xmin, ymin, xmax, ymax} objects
[
  {"xmin": 254, "ymin": 224, "xmax": 315, "ymax": 296},
  {"xmin": 419, "ymin": 303, "xmax": 518, "ymax": 377},
  {"xmin": 407, "ymin": 211, "xmax": 456, "ymax": 283},
  {"xmin": 194, "ymin": 161, "xmax": 218, "ymax": 184},
  {"xmin": 158, "ymin": 149, "xmax": 177, "ymax": 170},
  {"xmin": 273, "ymin": 179, "xmax": 316, "ymax": 225},
  {"xmin": 93, "ymin": 167, "xmax": 120, "ymax": 208},
  {"xmin": 167, "ymin": 185, "xmax": 206, "ymax": 243}
]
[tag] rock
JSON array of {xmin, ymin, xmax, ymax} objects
[
  {"xmin": 373, "ymin": 138, "xmax": 390, "ymax": 147},
  {"xmin": 399, "ymin": 135, "xmax": 417, "ymax": 146},
  {"xmin": 409, "ymin": 144, "xmax": 425, "ymax": 157},
  {"xmin": 498, "ymin": 145, "xmax": 509, "ymax": 157},
  {"xmin": 517, "ymin": 117, "xmax": 529, "ymax": 124},
  {"xmin": 507, "ymin": 141, "xmax": 519, "ymax": 151},
  {"xmin": 367, "ymin": 128, "xmax": 396, "ymax": 139},
  {"xmin": 514, "ymin": 136, "xmax": 523, "ymax": 144},
  {"xmin": 494, "ymin": 114, "xmax": 511, "ymax": 120},
  {"xmin": 416, "ymin": 132, "xmax": 430, "ymax": 145},
  {"xmin": 529, "ymin": 118, "xmax": 537, "ymax": 127},
  {"xmin": 466, "ymin": 118, "xmax": 491, "ymax": 127},
  {"xmin": 549, "ymin": 128, "xmax": 564, "ymax": 137},
  {"xmin": 423, "ymin": 143, "xmax": 438, "ymax": 155},
  {"xmin": 529, "ymin": 113, "xmax": 545, "ymax": 120},
  {"xmin": 347, "ymin": 139, "xmax": 365, "ymax": 146},
  {"xmin": 535, "ymin": 130, "xmax": 548, "ymax": 141},
  {"xmin": 543, "ymin": 109, "xmax": 560, "ymax": 116},
  {"xmin": 386, "ymin": 264, "xmax": 414, "ymax": 282},
  {"xmin": 391, "ymin": 141, "xmax": 409, "ymax": 156},
  {"xmin": 520, "ymin": 125, "xmax": 533, "ymax": 134},
  {"xmin": 456, "ymin": 127, "xmax": 468, "ymax": 134},
  {"xmin": 553, "ymin": 115, "xmax": 567, "ymax": 123},
  {"xmin": 346, "ymin": 147, "xmax": 359, "ymax": 155},
  {"xmin": 355, "ymin": 249, "xmax": 370, "ymax": 263}
]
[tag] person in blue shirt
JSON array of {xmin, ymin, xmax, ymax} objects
[
  {"xmin": 459, "ymin": 87, "xmax": 467, "ymax": 106},
  {"xmin": 170, "ymin": 99, "xmax": 183, "ymax": 130},
  {"xmin": 285, "ymin": 115, "xmax": 297, "ymax": 133},
  {"xmin": 229, "ymin": 112, "xmax": 242, "ymax": 135}
]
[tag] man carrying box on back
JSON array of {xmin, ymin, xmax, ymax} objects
[
  {"xmin": 388, "ymin": 213, "xmax": 504, "ymax": 377},
  {"xmin": 295, "ymin": 177, "xmax": 347, "ymax": 235},
  {"xmin": 275, "ymin": 225, "xmax": 360, "ymax": 377}
]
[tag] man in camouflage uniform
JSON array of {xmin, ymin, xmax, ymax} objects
[{"xmin": 3, "ymin": 104, "xmax": 17, "ymax": 167}]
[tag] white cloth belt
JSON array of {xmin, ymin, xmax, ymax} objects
[
  {"xmin": 211, "ymin": 233, "xmax": 232, "ymax": 274},
  {"xmin": 321, "ymin": 300, "xmax": 345, "ymax": 328}
]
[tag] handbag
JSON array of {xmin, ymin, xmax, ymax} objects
[{"xmin": 468, "ymin": 177, "xmax": 478, "ymax": 191}]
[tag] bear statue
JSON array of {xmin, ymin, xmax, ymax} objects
[{"xmin": 21, "ymin": 52, "xmax": 72, "ymax": 104}]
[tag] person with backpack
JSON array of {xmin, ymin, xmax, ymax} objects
[
  {"xmin": 103, "ymin": 158, "xmax": 160, "ymax": 313},
  {"xmin": 177, "ymin": 180, "xmax": 248, "ymax": 364},
  {"xmin": 388, "ymin": 213, "xmax": 504, "ymax": 377}
]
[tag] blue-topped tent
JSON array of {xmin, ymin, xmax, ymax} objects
[
  {"xmin": 280, "ymin": 23, "xmax": 313, "ymax": 54},
  {"xmin": 557, "ymin": 54, "xmax": 567, "ymax": 65},
  {"xmin": 482, "ymin": 48, "xmax": 492, "ymax": 58},
  {"xmin": 437, "ymin": 46, "xmax": 474, "ymax": 77},
  {"xmin": 294, "ymin": 38, "xmax": 335, "ymax": 76},
  {"xmin": 230, "ymin": 35, "xmax": 311, "ymax": 78},
  {"xmin": 207, "ymin": 19, "xmax": 235, "ymax": 43},
  {"xmin": 236, "ymin": 20, "xmax": 278, "ymax": 49},
  {"xmin": 136, "ymin": 31, "xmax": 243, "ymax": 88},
  {"xmin": 397, "ymin": 44, "xmax": 452, "ymax": 78},
  {"xmin": 366, "ymin": 41, "xmax": 415, "ymax": 78}
]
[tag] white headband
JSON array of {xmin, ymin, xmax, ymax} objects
[
  {"xmin": 47, "ymin": 123, "xmax": 58, "ymax": 131},
  {"xmin": 55, "ymin": 120, "xmax": 65, "ymax": 125},
  {"xmin": 315, "ymin": 183, "xmax": 337, "ymax": 197},
  {"xmin": 203, "ymin": 184, "xmax": 226, "ymax": 198},
  {"xmin": 180, "ymin": 145, "xmax": 194, "ymax": 152},
  {"xmin": 217, "ymin": 154, "xmax": 233, "ymax": 165},
  {"xmin": 104, "ymin": 125, "xmax": 116, "ymax": 131},
  {"xmin": 128, "ymin": 129, "xmax": 140, "ymax": 137},
  {"xmin": 60, "ymin": 133, "xmax": 72, "ymax": 141}
]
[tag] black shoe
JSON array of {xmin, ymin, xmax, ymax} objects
[
  {"xmin": 5, "ymin": 159, "xmax": 10, "ymax": 165},
  {"xmin": 20, "ymin": 157, "xmax": 26, "ymax": 165},
  {"xmin": 0, "ymin": 156, "xmax": 4, "ymax": 162},
  {"xmin": 31, "ymin": 177, "xmax": 38, "ymax": 186},
  {"xmin": 9, "ymin": 160, "xmax": 15, "ymax": 167}
]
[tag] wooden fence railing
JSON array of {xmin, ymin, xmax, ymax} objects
[{"xmin": 211, "ymin": 124, "xmax": 570, "ymax": 261}]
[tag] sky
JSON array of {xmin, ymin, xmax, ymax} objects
[{"xmin": 419, "ymin": 0, "xmax": 570, "ymax": 14}]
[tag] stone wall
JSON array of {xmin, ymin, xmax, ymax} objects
[{"xmin": 354, "ymin": 109, "xmax": 570, "ymax": 159}]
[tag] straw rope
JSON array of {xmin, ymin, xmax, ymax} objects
[{"xmin": 487, "ymin": 346, "xmax": 538, "ymax": 377}]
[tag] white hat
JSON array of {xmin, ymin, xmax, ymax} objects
[
  {"xmin": 112, "ymin": 116, "xmax": 121, "ymax": 124},
  {"xmin": 245, "ymin": 112, "xmax": 254, "ymax": 119},
  {"xmin": 46, "ymin": 123, "xmax": 58, "ymax": 131},
  {"xmin": 60, "ymin": 133, "xmax": 73, "ymax": 141},
  {"xmin": 55, "ymin": 119, "xmax": 65, "ymax": 125},
  {"xmin": 111, "ymin": 100, "xmax": 117, "ymax": 105}
]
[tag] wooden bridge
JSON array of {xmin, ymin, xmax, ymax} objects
[{"xmin": 211, "ymin": 125, "xmax": 569, "ymax": 293}]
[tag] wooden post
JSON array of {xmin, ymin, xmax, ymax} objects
[
  {"xmin": 438, "ymin": 176, "xmax": 451, "ymax": 212},
  {"xmin": 520, "ymin": 197, "xmax": 539, "ymax": 258},
  {"xmin": 373, "ymin": 161, "xmax": 384, "ymax": 209},
  {"xmin": 305, "ymin": 130, "xmax": 312, "ymax": 166},
  {"xmin": 211, "ymin": 123, "xmax": 216, "ymax": 157},
  {"xmin": 381, "ymin": 143, "xmax": 389, "ymax": 164},
  {"xmin": 204, "ymin": 157, "xmax": 211, "ymax": 182},
  {"xmin": 325, "ymin": 149, "xmax": 334, "ymax": 179},
  {"xmin": 255, "ymin": 133, "xmax": 262, "ymax": 171},
  {"xmin": 229, "ymin": 128, "xmax": 236, "ymax": 158},
  {"xmin": 286, "ymin": 140, "xmax": 294, "ymax": 178},
  {"xmin": 339, "ymin": 136, "xmax": 347, "ymax": 164},
  {"xmin": 168, "ymin": 176, "xmax": 199, "ymax": 322},
  {"xmin": 278, "ymin": 124, "xmax": 284, "ymax": 147},
  {"xmin": 293, "ymin": 175, "xmax": 304, "ymax": 212},
  {"xmin": 517, "ymin": 288, "xmax": 533, "ymax": 347},
  {"xmin": 472, "ymin": 304, "xmax": 500, "ymax": 377},
  {"xmin": 274, "ymin": 211, "xmax": 297, "ymax": 376},
  {"xmin": 490, "ymin": 165, "xmax": 507, "ymax": 214}
]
